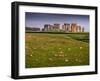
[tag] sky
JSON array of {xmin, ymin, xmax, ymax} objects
[{"xmin": 25, "ymin": 12, "xmax": 89, "ymax": 32}]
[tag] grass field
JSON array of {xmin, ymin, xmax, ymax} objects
[{"xmin": 25, "ymin": 32, "xmax": 89, "ymax": 68}]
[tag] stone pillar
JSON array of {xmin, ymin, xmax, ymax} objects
[
  {"xmin": 79, "ymin": 26, "xmax": 81, "ymax": 32},
  {"xmin": 82, "ymin": 27, "xmax": 84, "ymax": 32}
]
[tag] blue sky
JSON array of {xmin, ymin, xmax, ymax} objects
[{"xmin": 25, "ymin": 12, "xmax": 89, "ymax": 32}]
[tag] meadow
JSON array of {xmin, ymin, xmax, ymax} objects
[{"xmin": 25, "ymin": 32, "xmax": 89, "ymax": 68}]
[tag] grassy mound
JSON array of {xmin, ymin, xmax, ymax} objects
[{"xmin": 25, "ymin": 33, "xmax": 89, "ymax": 68}]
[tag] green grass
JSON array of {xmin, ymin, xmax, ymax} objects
[{"xmin": 25, "ymin": 32, "xmax": 89, "ymax": 68}]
